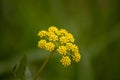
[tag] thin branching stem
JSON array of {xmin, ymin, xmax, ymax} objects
[{"xmin": 34, "ymin": 51, "xmax": 54, "ymax": 80}]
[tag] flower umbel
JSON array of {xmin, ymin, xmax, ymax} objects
[{"xmin": 38, "ymin": 26, "xmax": 81, "ymax": 67}]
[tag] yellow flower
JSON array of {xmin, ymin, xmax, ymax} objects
[
  {"xmin": 59, "ymin": 36, "xmax": 68, "ymax": 44},
  {"xmin": 66, "ymin": 43, "xmax": 78, "ymax": 52},
  {"xmin": 66, "ymin": 43, "xmax": 74, "ymax": 51},
  {"xmin": 48, "ymin": 26, "xmax": 59, "ymax": 34},
  {"xmin": 49, "ymin": 34, "xmax": 58, "ymax": 42},
  {"xmin": 66, "ymin": 33, "xmax": 74, "ymax": 43},
  {"xmin": 59, "ymin": 33, "xmax": 74, "ymax": 44},
  {"xmin": 60, "ymin": 56, "xmax": 71, "ymax": 67},
  {"xmin": 37, "ymin": 26, "xmax": 81, "ymax": 67},
  {"xmin": 71, "ymin": 44, "xmax": 79, "ymax": 53},
  {"xmin": 47, "ymin": 32, "xmax": 58, "ymax": 41},
  {"xmin": 59, "ymin": 29, "xmax": 68, "ymax": 36},
  {"xmin": 47, "ymin": 31, "xmax": 54, "ymax": 36},
  {"xmin": 37, "ymin": 30, "xmax": 47, "ymax": 38},
  {"xmin": 38, "ymin": 40, "xmax": 46, "ymax": 48},
  {"xmin": 72, "ymin": 53, "xmax": 81, "ymax": 62},
  {"xmin": 57, "ymin": 46, "xmax": 67, "ymax": 55},
  {"xmin": 45, "ymin": 42, "xmax": 55, "ymax": 52}
]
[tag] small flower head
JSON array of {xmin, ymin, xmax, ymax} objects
[
  {"xmin": 72, "ymin": 53, "xmax": 81, "ymax": 62},
  {"xmin": 38, "ymin": 26, "xmax": 81, "ymax": 67},
  {"xmin": 59, "ymin": 36, "xmax": 68, "ymax": 44},
  {"xmin": 38, "ymin": 39, "xmax": 46, "ymax": 48},
  {"xmin": 59, "ymin": 29, "xmax": 68, "ymax": 36},
  {"xmin": 57, "ymin": 46, "xmax": 67, "ymax": 55},
  {"xmin": 37, "ymin": 30, "xmax": 47, "ymax": 38},
  {"xmin": 71, "ymin": 44, "xmax": 79, "ymax": 53},
  {"xmin": 47, "ymin": 32, "xmax": 58, "ymax": 41},
  {"xmin": 60, "ymin": 56, "xmax": 71, "ymax": 67},
  {"xmin": 48, "ymin": 26, "xmax": 58, "ymax": 33},
  {"xmin": 66, "ymin": 43, "xmax": 74, "ymax": 50},
  {"xmin": 66, "ymin": 33, "xmax": 74, "ymax": 43},
  {"xmin": 45, "ymin": 42, "xmax": 55, "ymax": 52}
]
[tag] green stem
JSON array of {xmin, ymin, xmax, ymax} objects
[{"xmin": 34, "ymin": 51, "xmax": 54, "ymax": 80}]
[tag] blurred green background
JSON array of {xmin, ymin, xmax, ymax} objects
[{"xmin": 0, "ymin": 0, "xmax": 120, "ymax": 80}]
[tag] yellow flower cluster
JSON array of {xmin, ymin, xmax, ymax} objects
[
  {"xmin": 60, "ymin": 56, "xmax": 71, "ymax": 67},
  {"xmin": 57, "ymin": 46, "xmax": 67, "ymax": 55},
  {"xmin": 38, "ymin": 26, "xmax": 81, "ymax": 67}
]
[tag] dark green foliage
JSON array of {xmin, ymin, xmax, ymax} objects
[
  {"xmin": 0, "ymin": 0, "xmax": 120, "ymax": 80},
  {"xmin": 13, "ymin": 55, "xmax": 27, "ymax": 80}
]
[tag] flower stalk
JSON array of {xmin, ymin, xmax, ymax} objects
[{"xmin": 34, "ymin": 51, "xmax": 54, "ymax": 80}]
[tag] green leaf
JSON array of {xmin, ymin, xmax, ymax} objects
[
  {"xmin": 25, "ymin": 66, "xmax": 32, "ymax": 80},
  {"xmin": 13, "ymin": 54, "xmax": 27, "ymax": 80}
]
